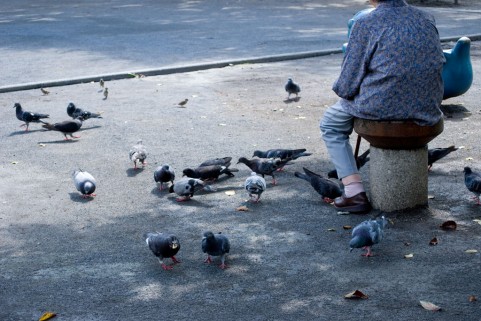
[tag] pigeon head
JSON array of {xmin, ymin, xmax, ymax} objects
[
  {"xmin": 83, "ymin": 182, "xmax": 96, "ymax": 195},
  {"xmin": 237, "ymin": 157, "xmax": 249, "ymax": 164},
  {"xmin": 203, "ymin": 231, "xmax": 215, "ymax": 240},
  {"xmin": 182, "ymin": 168, "xmax": 195, "ymax": 177},
  {"xmin": 464, "ymin": 166, "xmax": 472, "ymax": 175},
  {"xmin": 13, "ymin": 103, "xmax": 21, "ymax": 109},
  {"xmin": 252, "ymin": 150, "xmax": 262, "ymax": 158},
  {"xmin": 169, "ymin": 236, "xmax": 180, "ymax": 250}
]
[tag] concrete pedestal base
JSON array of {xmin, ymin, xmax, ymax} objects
[{"xmin": 369, "ymin": 146, "xmax": 428, "ymax": 212}]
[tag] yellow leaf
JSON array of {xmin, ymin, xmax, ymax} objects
[
  {"xmin": 419, "ymin": 300, "xmax": 441, "ymax": 311},
  {"xmin": 236, "ymin": 206, "xmax": 249, "ymax": 212},
  {"xmin": 39, "ymin": 311, "xmax": 57, "ymax": 321},
  {"xmin": 224, "ymin": 190, "xmax": 236, "ymax": 196},
  {"xmin": 343, "ymin": 225, "xmax": 352, "ymax": 230}
]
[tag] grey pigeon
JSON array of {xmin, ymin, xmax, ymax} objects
[
  {"xmin": 253, "ymin": 148, "xmax": 311, "ymax": 161},
  {"xmin": 428, "ymin": 145, "xmax": 458, "ymax": 170},
  {"xmin": 41, "ymin": 117, "xmax": 83, "ymax": 140},
  {"xmin": 154, "ymin": 164, "xmax": 175, "ymax": 191},
  {"xmin": 253, "ymin": 148, "xmax": 311, "ymax": 171},
  {"xmin": 182, "ymin": 165, "xmax": 238, "ymax": 181},
  {"xmin": 294, "ymin": 167, "xmax": 342, "ymax": 203},
  {"xmin": 463, "ymin": 166, "xmax": 481, "ymax": 205},
  {"xmin": 237, "ymin": 157, "xmax": 285, "ymax": 185},
  {"xmin": 169, "ymin": 177, "xmax": 204, "ymax": 202},
  {"xmin": 285, "ymin": 78, "xmax": 301, "ymax": 99},
  {"xmin": 328, "ymin": 149, "xmax": 370, "ymax": 179},
  {"xmin": 202, "ymin": 231, "xmax": 230, "ymax": 269},
  {"xmin": 72, "ymin": 169, "xmax": 97, "ymax": 198},
  {"xmin": 350, "ymin": 216, "xmax": 387, "ymax": 257},
  {"xmin": 129, "ymin": 140, "xmax": 147, "ymax": 169},
  {"xmin": 13, "ymin": 103, "xmax": 49, "ymax": 131},
  {"xmin": 144, "ymin": 232, "xmax": 181, "ymax": 270},
  {"xmin": 199, "ymin": 157, "xmax": 232, "ymax": 167},
  {"xmin": 244, "ymin": 172, "xmax": 267, "ymax": 203},
  {"xmin": 67, "ymin": 102, "xmax": 103, "ymax": 120}
]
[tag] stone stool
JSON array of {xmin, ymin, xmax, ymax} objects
[{"xmin": 353, "ymin": 118, "xmax": 444, "ymax": 212}]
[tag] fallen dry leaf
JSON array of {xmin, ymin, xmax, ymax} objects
[
  {"xmin": 440, "ymin": 220, "xmax": 457, "ymax": 231},
  {"xmin": 404, "ymin": 253, "xmax": 414, "ymax": 259},
  {"xmin": 344, "ymin": 290, "xmax": 368, "ymax": 299},
  {"xmin": 404, "ymin": 242, "xmax": 411, "ymax": 246},
  {"xmin": 469, "ymin": 295, "xmax": 477, "ymax": 302},
  {"xmin": 327, "ymin": 228, "xmax": 336, "ymax": 232},
  {"xmin": 224, "ymin": 190, "xmax": 236, "ymax": 196},
  {"xmin": 236, "ymin": 206, "xmax": 249, "ymax": 212},
  {"xmin": 343, "ymin": 225, "xmax": 352, "ymax": 230},
  {"xmin": 419, "ymin": 300, "xmax": 441, "ymax": 311},
  {"xmin": 465, "ymin": 157, "xmax": 474, "ymax": 161},
  {"xmin": 39, "ymin": 311, "xmax": 56, "ymax": 321},
  {"xmin": 473, "ymin": 219, "xmax": 481, "ymax": 225},
  {"xmin": 429, "ymin": 237, "xmax": 438, "ymax": 246},
  {"xmin": 428, "ymin": 195, "xmax": 435, "ymax": 199},
  {"xmin": 465, "ymin": 249, "xmax": 478, "ymax": 254},
  {"xmin": 38, "ymin": 143, "xmax": 46, "ymax": 147},
  {"xmin": 11, "ymin": 161, "xmax": 18, "ymax": 165}
]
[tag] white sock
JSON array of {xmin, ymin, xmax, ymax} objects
[{"xmin": 344, "ymin": 181, "xmax": 365, "ymax": 198}]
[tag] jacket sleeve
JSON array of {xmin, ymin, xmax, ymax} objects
[{"xmin": 332, "ymin": 20, "xmax": 373, "ymax": 100}]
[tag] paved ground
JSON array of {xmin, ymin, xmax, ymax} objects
[
  {"xmin": 1, "ymin": 1, "xmax": 481, "ymax": 321},
  {"xmin": 1, "ymin": 0, "xmax": 481, "ymax": 87}
]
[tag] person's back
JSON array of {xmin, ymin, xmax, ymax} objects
[{"xmin": 333, "ymin": 0, "xmax": 445, "ymax": 125}]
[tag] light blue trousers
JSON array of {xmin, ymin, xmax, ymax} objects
[{"xmin": 320, "ymin": 101, "xmax": 359, "ymax": 179}]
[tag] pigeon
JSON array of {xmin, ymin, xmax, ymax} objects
[
  {"xmin": 13, "ymin": 103, "xmax": 50, "ymax": 131},
  {"xmin": 294, "ymin": 167, "xmax": 342, "ymax": 203},
  {"xmin": 328, "ymin": 149, "xmax": 371, "ymax": 179},
  {"xmin": 463, "ymin": 166, "xmax": 481, "ymax": 205},
  {"xmin": 169, "ymin": 177, "xmax": 204, "ymax": 202},
  {"xmin": 253, "ymin": 148, "xmax": 311, "ymax": 161},
  {"xmin": 253, "ymin": 148, "xmax": 311, "ymax": 170},
  {"xmin": 349, "ymin": 216, "xmax": 387, "ymax": 257},
  {"xmin": 154, "ymin": 164, "xmax": 175, "ymax": 191},
  {"xmin": 202, "ymin": 231, "xmax": 230, "ymax": 269},
  {"xmin": 428, "ymin": 145, "xmax": 458, "ymax": 170},
  {"xmin": 67, "ymin": 102, "xmax": 103, "ymax": 120},
  {"xmin": 244, "ymin": 172, "xmax": 267, "ymax": 203},
  {"xmin": 285, "ymin": 78, "xmax": 301, "ymax": 99},
  {"xmin": 177, "ymin": 99, "xmax": 188, "ymax": 107},
  {"xmin": 144, "ymin": 232, "xmax": 181, "ymax": 270},
  {"xmin": 237, "ymin": 157, "xmax": 284, "ymax": 185},
  {"xmin": 129, "ymin": 140, "xmax": 147, "ymax": 169},
  {"xmin": 103, "ymin": 87, "xmax": 109, "ymax": 100},
  {"xmin": 40, "ymin": 88, "xmax": 50, "ymax": 95},
  {"xmin": 41, "ymin": 117, "xmax": 83, "ymax": 140},
  {"xmin": 72, "ymin": 169, "xmax": 96, "ymax": 198},
  {"xmin": 182, "ymin": 165, "xmax": 238, "ymax": 181},
  {"xmin": 199, "ymin": 157, "xmax": 232, "ymax": 167}
]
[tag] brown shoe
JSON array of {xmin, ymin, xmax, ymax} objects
[{"xmin": 334, "ymin": 192, "xmax": 372, "ymax": 213}]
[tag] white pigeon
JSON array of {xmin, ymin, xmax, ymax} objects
[
  {"xmin": 129, "ymin": 140, "xmax": 147, "ymax": 169},
  {"xmin": 244, "ymin": 172, "xmax": 267, "ymax": 203}
]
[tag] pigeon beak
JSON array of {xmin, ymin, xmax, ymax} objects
[{"xmin": 171, "ymin": 243, "xmax": 178, "ymax": 249}]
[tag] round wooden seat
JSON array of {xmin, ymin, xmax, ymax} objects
[{"xmin": 353, "ymin": 118, "xmax": 444, "ymax": 150}]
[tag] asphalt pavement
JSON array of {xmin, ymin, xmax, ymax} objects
[{"xmin": 1, "ymin": 1, "xmax": 481, "ymax": 321}]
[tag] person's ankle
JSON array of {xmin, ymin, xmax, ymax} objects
[{"xmin": 344, "ymin": 181, "xmax": 365, "ymax": 198}]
